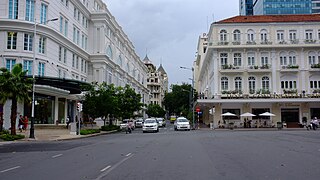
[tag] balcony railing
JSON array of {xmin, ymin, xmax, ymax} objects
[{"xmin": 304, "ymin": 39, "xmax": 317, "ymax": 44}]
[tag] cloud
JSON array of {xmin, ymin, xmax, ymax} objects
[{"xmin": 104, "ymin": 0, "xmax": 238, "ymax": 84}]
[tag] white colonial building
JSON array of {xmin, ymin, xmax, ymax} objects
[
  {"xmin": 0, "ymin": 0, "xmax": 149, "ymax": 128},
  {"xmin": 195, "ymin": 14, "xmax": 320, "ymax": 128}
]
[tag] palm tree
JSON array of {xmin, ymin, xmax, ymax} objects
[{"xmin": 0, "ymin": 64, "xmax": 33, "ymax": 135}]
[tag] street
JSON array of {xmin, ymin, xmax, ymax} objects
[{"xmin": 0, "ymin": 122, "xmax": 320, "ymax": 180}]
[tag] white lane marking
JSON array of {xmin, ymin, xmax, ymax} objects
[
  {"xmin": 95, "ymin": 154, "xmax": 134, "ymax": 180},
  {"xmin": 52, "ymin": 154, "xmax": 63, "ymax": 158},
  {"xmin": 100, "ymin": 165, "xmax": 111, "ymax": 172},
  {"xmin": 1, "ymin": 166, "xmax": 21, "ymax": 173},
  {"xmin": 125, "ymin": 153, "xmax": 132, "ymax": 157}
]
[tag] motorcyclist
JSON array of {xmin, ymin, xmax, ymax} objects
[
  {"xmin": 126, "ymin": 120, "xmax": 133, "ymax": 134},
  {"xmin": 310, "ymin": 117, "xmax": 319, "ymax": 130}
]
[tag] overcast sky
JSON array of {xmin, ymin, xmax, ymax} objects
[{"xmin": 104, "ymin": 0, "xmax": 239, "ymax": 85}]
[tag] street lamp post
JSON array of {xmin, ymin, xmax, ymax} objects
[
  {"xmin": 29, "ymin": 18, "xmax": 58, "ymax": 139},
  {"xmin": 180, "ymin": 66, "xmax": 195, "ymax": 129}
]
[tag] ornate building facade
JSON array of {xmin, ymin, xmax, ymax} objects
[{"xmin": 0, "ymin": 0, "xmax": 149, "ymax": 128}]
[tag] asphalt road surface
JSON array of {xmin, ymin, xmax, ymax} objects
[{"xmin": 1, "ymin": 123, "xmax": 320, "ymax": 180}]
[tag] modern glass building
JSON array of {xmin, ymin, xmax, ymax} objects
[
  {"xmin": 240, "ymin": 0, "xmax": 254, "ymax": 15},
  {"xmin": 313, "ymin": 0, "xmax": 320, "ymax": 14},
  {"xmin": 254, "ymin": 0, "xmax": 312, "ymax": 15}
]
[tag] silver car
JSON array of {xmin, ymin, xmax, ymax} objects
[
  {"xmin": 156, "ymin": 118, "xmax": 165, "ymax": 127},
  {"xmin": 174, "ymin": 117, "xmax": 191, "ymax": 131}
]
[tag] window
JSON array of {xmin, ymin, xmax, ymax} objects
[
  {"xmin": 280, "ymin": 52, "xmax": 287, "ymax": 66},
  {"xmin": 220, "ymin": 30, "xmax": 227, "ymax": 42},
  {"xmin": 9, "ymin": 0, "xmax": 18, "ymax": 19},
  {"xmin": 233, "ymin": 29, "xmax": 241, "ymax": 42},
  {"xmin": 281, "ymin": 80, "xmax": 296, "ymax": 89},
  {"xmin": 260, "ymin": 29, "xmax": 268, "ymax": 41},
  {"xmin": 305, "ymin": 30, "xmax": 313, "ymax": 40},
  {"xmin": 310, "ymin": 81, "xmax": 320, "ymax": 89},
  {"xmin": 81, "ymin": 59, "xmax": 84, "ymax": 72},
  {"xmin": 262, "ymin": 77, "xmax": 270, "ymax": 90},
  {"xmin": 72, "ymin": 54, "xmax": 75, "ymax": 68},
  {"xmin": 288, "ymin": 52, "xmax": 296, "ymax": 65},
  {"xmin": 25, "ymin": 0, "xmax": 35, "ymax": 21},
  {"xmin": 235, "ymin": 77, "xmax": 242, "ymax": 92},
  {"xmin": 59, "ymin": 47, "xmax": 62, "ymax": 61},
  {"xmin": 24, "ymin": 34, "xmax": 33, "ymax": 51},
  {"xmin": 40, "ymin": 3, "xmax": 48, "ymax": 24},
  {"xmin": 261, "ymin": 53, "xmax": 268, "ymax": 66},
  {"xmin": 107, "ymin": 45, "xmax": 113, "ymax": 59},
  {"xmin": 59, "ymin": 16, "xmax": 68, "ymax": 36},
  {"xmin": 247, "ymin": 53, "xmax": 255, "ymax": 66},
  {"xmin": 248, "ymin": 77, "xmax": 256, "ymax": 94},
  {"xmin": 6, "ymin": 59, "xmax": 16, "ymax": 71},
  {"xmin": 7, "ymin": 32, "xmax": 17, "ymax": 50},
  {"xmin": 38, "ymin": 62, "xmax": 45, "ymax": 76},
  {"xmin": 38, "ymin": 36, "xmax": 46, "ymax": 54},
  {"xmin": 221, "ymin": 77, "xmax": 228, "ymax": 91},
  {"xmin": 277, "ymin": 30, "xmax": 284, "ymax": 41},
  {"xmin": 233, "ymin": 53, "xmax": 242, "ymax": 67},
  {"xmin": 23, "ymin": 60, "xmax": 33, "ymax": 76},
  {"xmin": 76, "ymin": 56, "xmax": 79, "ymax": 69},
  {"xmin": 247, "ymin": 29, "xmax": 254, "ymax": 42},
  {"xmin": 220, "ymin": 53, "xmax": 228, "ymax": 66},
  {"xmin": 73, "ymin": 26, "xmax": 80, "ymax": 45},
  {"xmin": 118, "ymin": 55, "xmax": 123, "ymax": 67},
  {"xmin": 309, "ymin": 52, "xmax": 316, "ymax": 65},
  {"xmin": 289, "ymin": 30, "xmax": 297, "ymax": 40},
  {"xmin": 63, "ymin": 48, "xmax": 67, "ymax": 63}
]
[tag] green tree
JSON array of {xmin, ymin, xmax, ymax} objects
[
  {"xmin": 116, "ymin": 85, "xmax": 143, "ymax": 119},
  {"xmin": 83, "ymin": 82, "xmax": 117, "ymax": 125},
  {"xmin": 0, "ymin": 64, "xmax": 33, "ymax": 135},
  {"xmin": 163, "ymin": 83, "xmax": 196, "ymax": 117},
  {"xmin": 146, "ymin": 104, "xmax": 166, "ymax": 118}
]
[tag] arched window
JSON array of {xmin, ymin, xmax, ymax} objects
[
  {"xmin": 280, "ymin": 51, "xmax": 287, "ymax": 66},
  {"xmin": 233, "ymin": 53, "xmax": 242, "ymax": 66},
  {"xmin": 308, "ymin": 51, "xmax": 316, "ymax": 65},
  {"xmin": 288, "ymin": 52, "xmax": 296, "ymax": 65},
  {"xmin": 221, "ymin": 77, "xmax": 228, "ymax": 91},
  {"xmin": 247, "ymin": 29, "xmax": 255, "ymax": 42},
  {"xmin": 220, "ymin": 30, "xmax": 227, "ymax": 42},
  {"xmin": 233, "ymin": 29, "xmax": 241, "ymax": 42},
  {"xmin": 262, "ymin": 76, "xmax": 270, "ymax": 90},
  {"xmin": 235, "ymin": 77, "xmax": 242, "ymax": 93},
  {"xmin": 260, "ymin": 29, "xmax": 268, "ymax": 41},
  {"xmin": 248, "ymin": 76, "xmax": 256, "ymax": 94},
  {"xmin": 106, "ymin": 45, "xmax": 113, "ymax": 60},
  {"xmin": 247, "ymin": 52, "xmax": 255, "ymax": 66},
  {"xmin": 220, "ymin": 53, "xmax": 228, "ymax": 66}
]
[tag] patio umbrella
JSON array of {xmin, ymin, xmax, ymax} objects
[
  {"xmin": 221, "ymin": 112, "xmax": 236, "ymax": 116},
  {"xmin": 259, "ymin": 112, "xmax": 275, "ymax": 116},
  {"xmin": 240, "ymin": 112, "xmax": 256, "ymax": 117}
]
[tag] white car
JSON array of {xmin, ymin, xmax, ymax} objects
[
  {"xmin": 174, "ymin": 117, "xmax": 191, "ymax": 131},
  {"xmin": 135, "ymin": 118, "xmax": 144, "ymax": 128},
  {"xmin": 143, "ymin": 118, "xmax": 159, "ymax": 133},
  {"xmin": 156, "ymin": 118, "xmax": 165, "ymax": 127}
]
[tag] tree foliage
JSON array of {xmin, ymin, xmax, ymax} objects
[
  {"xmin": 146, "ymin": 104, "xmax": 166, "ymax": 118},
  {"xmin": 0, "ymin": 64, "xmax": 33, "ymax": 135},
  {"xmin": 82, "ymin": 83, "xmax": 143, "ymax": 124},
  {"xmin": 163, "ymin": 83, "xmax": 196, "ymax": 117}
]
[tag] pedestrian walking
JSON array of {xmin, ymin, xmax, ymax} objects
[
  {"xmin": 23, "ymin": 115, "xmax": 29, "ymax": 131},
  {"xmin": 66, "ymin": 116, "xmax": 70, "ymax": 129},
  {"xmin": 18, "ymin": 115, "xmax": 24, "ymax": 132}
]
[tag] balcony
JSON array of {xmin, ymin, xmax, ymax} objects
[
  {"xmin": 278, "ymin": 40, "xmax": 287, "ymax": 45},
  {"xmin": 246, "ymin": 41, "xmax": 256, "ymax": 45},
  {"xmin": 247, "ymin": 65, "xmax": 271, "ymax": 73},
  {"xmin": 280, "ymin": 65, "xmax": 299, "ymax": 72},
  {"xmin": 304, "ymin": 39, "xmax": 317, "ymax": 44},
  {"xmin": 260, "ymin": 40, "xmax": 272, "ymax": 45},
  {"xmin": 217, "ymin": 41, "xmax": 229, "ymax": 46},
  {"xmin": 290, "ymin": 39, "xmax": 299, "ymax": 44},
  {"xmin": 220, "ymin": 64, "xmax": 245, "ymax": 73},
  {"xmin": 232, "ymin": 41, "xmax": 241, "ymax": 45}
]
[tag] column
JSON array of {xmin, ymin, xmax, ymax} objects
[{"xmin": 54, "ymin": 96, "xmax": 59, "ymax": 125}]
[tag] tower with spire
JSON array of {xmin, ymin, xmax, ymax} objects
[{"xmin": 143, "ymin": 55, "xmax": 168, "ymax": 108}]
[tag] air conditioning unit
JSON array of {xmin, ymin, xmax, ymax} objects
[{"xmin": 281, "ymin": 65, "xmax": 286, "ymax": 69}]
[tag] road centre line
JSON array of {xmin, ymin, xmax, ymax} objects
[
  {"xmin": 100, "ymin": 165, "xmax": 111, "ymax": 172},
  {"xmin": 95, "ymin": 153, "xmax": 134, "ymax": 180},
  {"xmin": 125, "ymin": 153, "xmax": 132, "ymax": 157},
  {"xmin": 1, "ymin": 166, "xmax": 21, "ymax": 173},
  {"xmin": 52, "ymin": 154, "xmax": 63, "ymax": 158}
]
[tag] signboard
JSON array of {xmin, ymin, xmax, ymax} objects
[{"xmin": 196, "ymin": 107, "xmax": 200, "ymax": 112}]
